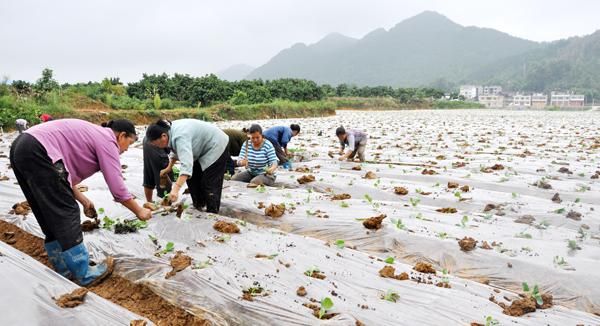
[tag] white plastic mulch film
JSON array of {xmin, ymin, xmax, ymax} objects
[{"xmin": 0, "ymin": 110, "xmax": 599, "ymax": 326}]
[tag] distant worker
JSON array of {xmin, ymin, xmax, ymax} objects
[
  {"xmin": 10, "ymin": 119, "xmax": 151, "ymax": 286},
  {"xmin": 145, "ymin": 119, "xmax": 229, "ymax": 213},
  {"xmin": 263, "ymin": 124, "xmax": 300, "ymax": 169},
  {"xmin": 231, "ymin": 124, "xmax": 278, "ymax": 186},
  {"xmin": 223, "ymin": 128, "xmax": 248, "ymax": 176},
  {"xmin": 15, "ymin": 118, "xmax": 28, "ymax": 134},
  {"xmin": 40, "ymin": 113, "xmax": 53, "ymax": 123},
  {"xmin": 336, "ymin": 126, "xmax": 368, "ymax": 162}
]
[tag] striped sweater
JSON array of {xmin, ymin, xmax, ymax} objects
[{"xmin": 239, "ymin": 139, "xmax": 278, "ymax": 176}]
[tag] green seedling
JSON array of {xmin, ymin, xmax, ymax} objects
[
  {"xmin": 148, "ymin": 234, "xmax": 158, "ymax": 245},
  {"xmin": 390, "ymin": 218, "xmax": 405, "ymax": 230},
  {"xmin": 454, "ymin": 191, "xmax": 462, "ymax": 200},
  {"xmin": 553, "ymin": 256, "xmax": 568, "ymax": 267},
  {"xmin": 554, "ymin": 207, "xmax": 566, "ymax": 214},
  {"xmin": 441, "ymin": 268, "xmax": 450, "ymax": 284},
  {"xmin": 305, "ymin": 266, "xmax": 320, "ymax": 277},
  {"xmin": 217, "ymin": 235, "xmax": 231, "ymax": 242},
  {"xmin": 318, "ymin": 297, "xmax": 334, "ymax": 319},
  {"xmin": 364, "ymin": 194, "xmax": 373, "ymax": 204},
  {"xmin": 384, "ymin": 256, "xmax": 395, "ymax": 264},
  {"xmin": 98, "ymin": 207, "xmax": 105, "ymax": 214},
  {"xmin": 334, "ymin": 239, "xmax": 345, "ymax": 249},
  {"xmin": 515, "ymin": 232, "xmax": 532, "ymax": 239},
  {"xmin": 256, "ymin": 185, "xmax": 266, "ymax": 193},
  {"xmin": 306, "ymin": 210, "xmax": 317, "ymax": 216},
  {"xmin": 485, "ymin": 315, "xmax": 500, "ymax": 326},
  {"xmin": 172, "ymin": 165, "xmax": 180, "ymax": 179},
  {"xmin": 567, "ymin": 239, "xmax": 581, "ymax": 251},
  {"xmin": 522, "ymin": 282, "xmax": 543, "ymax": 305},
  {"xmin": 102, "ymin": 216, "xmax": 115, "ymax": 230},
  {"xmin": 437, "ymin": 232, "xmax": 448, "ymax": 239},
  {"xmin": 409, "ymin": 198, "xmax": 420, "ymax": 207},
  {"xmin": 340, "ymin": 201, "xmax": 349, "ymax": 208},
  {"xmin": 381, "ymin": 290, "xmax": 400, "ymax": 302},
  {"xmin": 457, "ymin": 215, "xmax": 468, "ymax": 228},
  {"xmin": 512, "ymin": 192, "xmax": 518, "ymax": 198},
  {"xmin": 575, "ymin": 198, "xmax": 581, "ymax": 203}
]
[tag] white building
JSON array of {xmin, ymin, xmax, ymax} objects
[
  {"xmin": 478, "ymin": 95, "xmax": 504, "ymax": 108},
  {"xmin": 550, "ymin": 92, "xmax": 585, "ymax": 107},
  {"xmin": 531, "ymin": 93, "xmax": 548, "ymax": 108},
  {"xmin": 512, "ymin": 94, "xmax": 531, "ymax": 107},
  {"xmin": 459, "ymin": 85, "xmax": 479, "ymax": 100},
  {"xmin": 480, "ymin": 86, "xmax": 502, "ymax": 96}
]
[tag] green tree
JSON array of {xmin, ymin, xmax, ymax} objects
[{"xmin": 34, "ymin": 68, "xmax": 59, "ymax": 94}]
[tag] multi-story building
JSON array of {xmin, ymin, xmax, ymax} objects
[
  {"xmin": 512, "ymin": 94, "xmax": 531, "ymax": 107},
  {"xmin": 569, "ymin": 94, "xmax": 585, "ymax": 107},
  {"xmin": 478, "ymin": 95, "xmax": 504, "ymax": 108},
  {"xmin": 459, "ymin": 85, "xmax": 479, "ymax": 100},
  {"xmin": 550, "ymin": 92, "xmax": 585, "ymax": 107},
  {"xmin": 531, "ymin": 93, "xmax": 548, "ymax": 108},
  {"xmin": 480, "ymin": 85, "xmax": 502, "ymax": 96}
]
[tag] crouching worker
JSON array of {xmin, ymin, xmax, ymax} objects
[
  {"xmin": 143, "ymin": 136, "xmax": 173, "ymax": 203},
  {"xmin": 146, "ymin": 119, "xmax": 229, "ymax": 213},
  {"xmin": 223, "ymin": 128, "xmax": 248, "ymax": 176},
  {"xmin": 263, "ymin": 124, "xmax": 300, "ymax": 170},
  {"xmin": 336, "ymin": 126, "xmax": 368, "ymax": 162},
  {"xmin": 9, "ymin": 119, "xmax": 152, "ymax": 286},
  {"xmin": 232, "ymin": 124, "xmax": 278, "ymax": 186}
]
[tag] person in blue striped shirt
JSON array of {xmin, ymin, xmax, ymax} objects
[{"xmin": 232, "ymin": 124, "xmax": 278, "ymax": 186}]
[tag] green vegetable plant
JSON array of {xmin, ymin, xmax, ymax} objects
[
  {"xmin": 522, "ymin": 282, "xmax": 543, "ymax": 305},
  {"xmin": 318, "ymin": 297, "xmax": 334, "ymax": 319},
  {"xmin": 381, "ymin": 290, "xmax": 400, "ymax": 302}
]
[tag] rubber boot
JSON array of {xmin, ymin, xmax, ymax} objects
[
  {"xmin": 281, "ymin": 161, "xmax": 292, "ymax": 170},
  {"xmin": 61, "ymin": 243, "xmax": 114, "ymax": 287},
  {"xmin": 44, "ymin": 241, "xmax": 72, "ymax": 279}
]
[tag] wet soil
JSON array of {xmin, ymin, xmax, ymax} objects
[
  {"xmin": 213, "ymin": 220, "xmax": 240, "ymax": 234},
  {"xmin": 551, "ymin": 193, "xmax": 562, "ymax": 203},
  {"xmin": 297, "ymin": 286, "xmax": 307, "ymax": 297},
  {"xmin": 421, "ymin": 169, "xmax": 437, "ymax": 175},
  {"xmin": 306, "ymin": 270, "xmax": 326, "ymax": 280},
  {"xmin": 413, "ymin": 262, "xmax": 436, "ymax": 274},
  {"xmin": 459, "ymin": 185, "xmax": 470, "ymax": 192},
  {"xmin": 447, "ymin": 182, "xmax": 459, "ymax": 189},
  {"xmin": 363, "ymin": 214, "xmax": 386, "ymax": 230},
  {"xmin": 54, "ymin": 287, "xmax": 89, "ymax": 308},
  {"xmin": 331, "ymin": 193, "xmax": 351, "ymax": 200},
  {"xmin": 436, "ymin": 207, "xmax": 457, "ymax": 214},
  {"xmin": 378, "ymin": 265, "xmax": 408, "ymax": 280},
  {"xmin": 10, "ymin": 201, "xmax": 30, "ymax": 215},
  {"xmin": 265, "ymin": 203, "xmax": 286, "ymax": 218},
  {"xmin": 302, "ymin": 302, "xmax": 338, "ymax": 320},
  {"xmin": 297, "ymin": 175, "xmax": 316, "ymax": 184},
  {"xmin": 394, "ymin": 187, "xmax": 408, "ymax": 195},
  {"xmin": 0, "ymin": 220, "xmax": 208, "ymax": 325},
  {"xmin": 363, "ymin": 171, "xmax": 377, "ymax": 179},
  {"xmin": 566, "ymin": 210, "xmax": 582, "ymax": 221},
  {"xmin": 165, "ymin": 251, "xmax": 192, "ymax": 279},
  {"xmin": 81, "ymin": 218, "xmax": 100, "ymax": 232},
  {"xmin": 458, "ymin": 237, "xmax": 477, "ymax": 251}
]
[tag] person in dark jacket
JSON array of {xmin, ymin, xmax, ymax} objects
[
  {"xmin": 223, "ymin": 128, "xmax": 248, "ymax": 176},
  {"xmin": 263, "ymin": 124, "xmax": 300, "ymax": 169}
]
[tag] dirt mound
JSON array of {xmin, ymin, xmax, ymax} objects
[
  {"xmin": 483, "ymin": 204, "xmax": 496, "ymax": 212},
  {"xmin": 413, "ymin": 262, "xmax": 436, "ymax": 274},
  {"xmin": 130, "ymin": 320, "xmax": 147, "ymax": 326},
  {"xmin": 295, "ymin": 166, "xmax": 311, "ymax": 173},
  {"xmin": 165, "ymin": 251, "xmax": 192, "ymax": 279},
  {"xmin": 213, "ymin": 220, "xmax": 240, "ymax": 233},
  {"xmin": 436, "ymin": 207, "xmax": 457, "ymax": 214},
  {"xmin": 566, "ymin": 210, "xmax": 582, "ymax": 221},
  {"xmin": 305, "ymin": 270, "xmax": 326, "ymax": 280},
  {"xmin": 480, "ymin": 241, "xmax": 492, "ymax": 250},
  {"xmin": 303, "ymin": 302, "xmax": 338, "ymax": 320},
  {"xmin": 491, "ymin": 164, "xmax": 505, "ymax": 171},
  {"xmin": 54, "ymin": 287, "xmax": 89, "ymax": 308},
  {"xmin": 0, "ymin": 220, "xmax": 207, "ymax": 325},
  {"xmin": 296, "ymin": 286, "xmax": 307, "ymax": 297},
  {"xmin": 363, "ymin": 171, "xmax": 377, "ymax": 179},
  {"xmin": 447, "ymin": 182, "xmax": 459, "ymax": 189},
  {"xmin": 557, "ymin": 167, "xmax": 572, "ymax": 174},
  {"xmin": 331, "ymin": 193, "xmax": 351, "ymax": 200},
  {"xmin": 351, "ymin": 165, "xmax": 362, "ymax": 171},
  {"xmin": 503, "ymin": 297, "xmax": 536, "ymax": 316},
  {"xmin": 297, "ymin": 175, "xmax": 316, "ymax": 184},
  {"xmin": 378, "ymin": 266, "xmax": 408, "ymax": 280},
  {"xmin": 421, "ymin": 169, "xmax": 437, "ymax": 175},
  {"xmin": 10, "ymin": 201, "xmax": 30, "ymax": 215},
  {"xmin": 459, "ymin": 185, "xmax": 470, "ymax": 192},
  {"xmin": 551, "ymin": 193, "xmax": 562, "ymax": 203},
  {"xmin": 81, "ymin": 218, "xmax": 100, "ymax": 232},
  {"xmin": 394, "ymin": 187, "xmax": 408, "ymax": 195},
  {"xmin": 534, "ymin": 180, "xmax": 552, "ymax": 189},
  {"xmin": 363, "ymin": 214, "xmax": 386, "ymax": 230},
  {"xmin": 514, "ymin": 215, "xmax": 535, "ymax": 225},
  {"xmin": 265, "ymin": 203, "xmax": 286, "ymax": 218},
  {"xmin": 458, "ymin": 237, "xmax": 477, "ymax": 251},
  {"xmin": 84, "ymin": 206, "xmax": 97, "ymax": 218}
]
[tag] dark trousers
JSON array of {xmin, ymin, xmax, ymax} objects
[
  {"xmin": 187, "ymin": 148, "xmax": 228, "ymax": 213},
  {"xmin": 143, "ymin": 139, "xmax": 172, "ymax": 198},
  {"xmin": 266, "ymin": 137, "xmax": 288, "ymax": 164},
  {"xmin": 225, "ymin": 156, "xmax": 236, "ymax": 176},
  {"xmin": 10, "ymin": 134, "xmax": 82, "ymax": 250}
]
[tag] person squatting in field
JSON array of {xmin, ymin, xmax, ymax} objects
[
  {"xmin": 145, "ymin": 119, "xmax": 229, "ymax": 214},
  {"xmin": 10, "ymin": 119, "xmax": 152, "ymax": 286},
  {"xmin": 231, "ymin": 124, "xmax": 279, "ymax": 187},
  {"xmin": 336, "ymin": 126, "xmax": 369, "ymax": 162},
  {"xmin": 262, "ymin": 124, "xmax": 300, "ymax": 169}
]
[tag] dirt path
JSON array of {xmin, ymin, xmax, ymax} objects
[{"xmin": 0, "ymin": 220, "xmax": 209, "ymax": 326}]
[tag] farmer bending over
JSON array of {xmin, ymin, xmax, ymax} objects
[
  {"xmin": 10, "ymin": 119, "xmax": 151, "ymax": 286},
  {"xmin": 15, "ymin": 118, "xmax": 28, "ymax": 134},
  {"xmin": 232, "ymin": 124, "xmax": 278, "ymax": 186},
  {"xmin": 263, "ymin": 124, "xmax": 300, "ymax": 169},
  {"xmin": 142, "ymin": 136, "xmax": 173, "ymax": 203},
  {"xmin": 146, "ymin": 119, "xmax": 229, "ymax": 213},
  {"xmin": 223, "ymin": 128, "xmax": 248, "ymax": 176},
  {"xmin": 336, "ymin": 126, "xmax": 368, "ymax": 162}
]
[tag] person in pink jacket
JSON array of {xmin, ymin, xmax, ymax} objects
[{"xmin": 9, "ymin": 119, "xmax": 151, "ymax": 286}]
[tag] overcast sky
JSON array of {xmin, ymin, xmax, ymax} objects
[{"xmin": 1, "ymin": 0, "xmax": 598, "ymax": 83}]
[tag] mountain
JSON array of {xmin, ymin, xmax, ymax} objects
[
  {"xmin": 217, "ymin": 64, "xmax": 255, "ymax": 81},
  {"xmin": 246, "ymin": 11, "xmax": 540, "ymax": 87}
]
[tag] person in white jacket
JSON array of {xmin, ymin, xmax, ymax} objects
[{"xmin": 15, "ymin": 118, "xmax": 28, "ymax": 134}]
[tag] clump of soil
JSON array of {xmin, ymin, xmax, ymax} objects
[
  {"xmin": 331, "ymin": 193, "xmax": 351, "ymax": 200},
  {"xmin": 0, "ymin": 175, "xmax": 9, "ymax": 181},
  {"xmin": 295, "ymin": 166, "xmax": 311, "ymax": 173},
  {"xmin": 81, "ymin": 218, "xmax": 100, "ymax": 232},
  {"xmin": 297, "ymin": 286, "xmax": 307, "ymax": 297},
  {"xmin": 557, "ymin": 167, "xmax": 572, "ymax": 174},
  {"xmin": 436, "ymin": 282, "xmax": 451, "ymax": 289},
  {"xmin": 114, "ymin": 220, "xmax": 140, "ymax": 234},
  {"xmin": 159, "ymin": 174, "xmax": 170, "ymax": 188},
  {"xmin": 483, "ymin": 204, "xmax": 496, "ymax": 212},
  {"xmin": 0, "ymin": 221, "xmax": 208, "ymax": 325},
  {"xmin": 421, "ymin": 169, "xmax": 437, "ymax": 175},
  {"xmin": 351, "ymin": 165, "xmax": 362, "ymax": 171},
  {"xmin": 502, "ymin": 292, "xmax": 553, "ymax": 317},
  {"xmin": 257, "ymin": 202, "xmax": 265, "ymax": 209},
  {"xmin": 175, "ymin": 202, "xmax": 185, "ymax": 218},
  {"xmin": 452, "ymin": 162, "xmax": 467, "ymax": 168},
  {"xmin": 491, "ymin": 164, "xmax": 505, "ymax": 171},
  {"xmin": 514, "ymin": 215, "xmax": 535, "ymax": 225},
  {"xmin": 378, "ymin": 265, "xmax": 408, "ymax": 280},
  {"xmin": 165, "ymin": 251, "xmax": 192, "ymax": 279},
  {"xmin": 161, "ymin": 196, "xmax": 172, "ymax": 207},
  {"xmin": 213, "ymin": 220, "xmax": 240, "ymax": 233},
  {"xmin": 363, "ymin": 214, "xmax": 386, "ymax": 230},
  {"xmin": 363, "ymin": 171, "xmax": 377, "ymax": 179},
  {"xmin": 480, "ymin": 241, "xmax": 493, "ymax": 250},
  {"xmin": 297, "ymin": 174, "xmax": 316, "ymax": 184},
  {"xmin": 413, "ymin": 262, "xmax": 436, "ymax": 274},
  {"xmin": 447, "ymin": 182, "xmax": 459, "ymax": 189},
  {"xmin": 551, "ymin": 193, "xmax": 562, "ymax": 203},
  {"xmin": 305, "ymin": 270, "xmax": 326, "ymax": 280},
  {"xmin": 534, "ymin": 180, "xmax": 552, "ymax": 189},
  {"xmin": 54, "ymin": 287, "xmax": 89, "ymax": 308},
  {"xmin": 566, "ymin": 210, "xmax": 582, "ymax": 221},
  {"xmin": 394, "ymin": 187, "xmax": 408, "ymax": 195},
  {"xmin": 10, "ymin": 201, "xmax": 30, "ymax": 215},
  {"xmin": 458, "ymin": 237, "xmax": 477, "ymax": 251},
  {"xmin": 303, "ymin": 302, "xmax": 338, "ymax": 320},
  {"xmin": 143, "ymin": 202, "xmax": 159, "ymax": 211},
  {"xmin": 436, "ymin": 207, "xmax": 457, "ymax": 214},
  {"xmin": 265, "ymin": 203, "xmax": 286, "ymax": 218},
  {"xmin": 130, "ymin": 320, "xmax": 147, "ymax": 326},
  {"xmin": 459, "ymin": 185, "xmax": 470, "ymax": 192}
]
